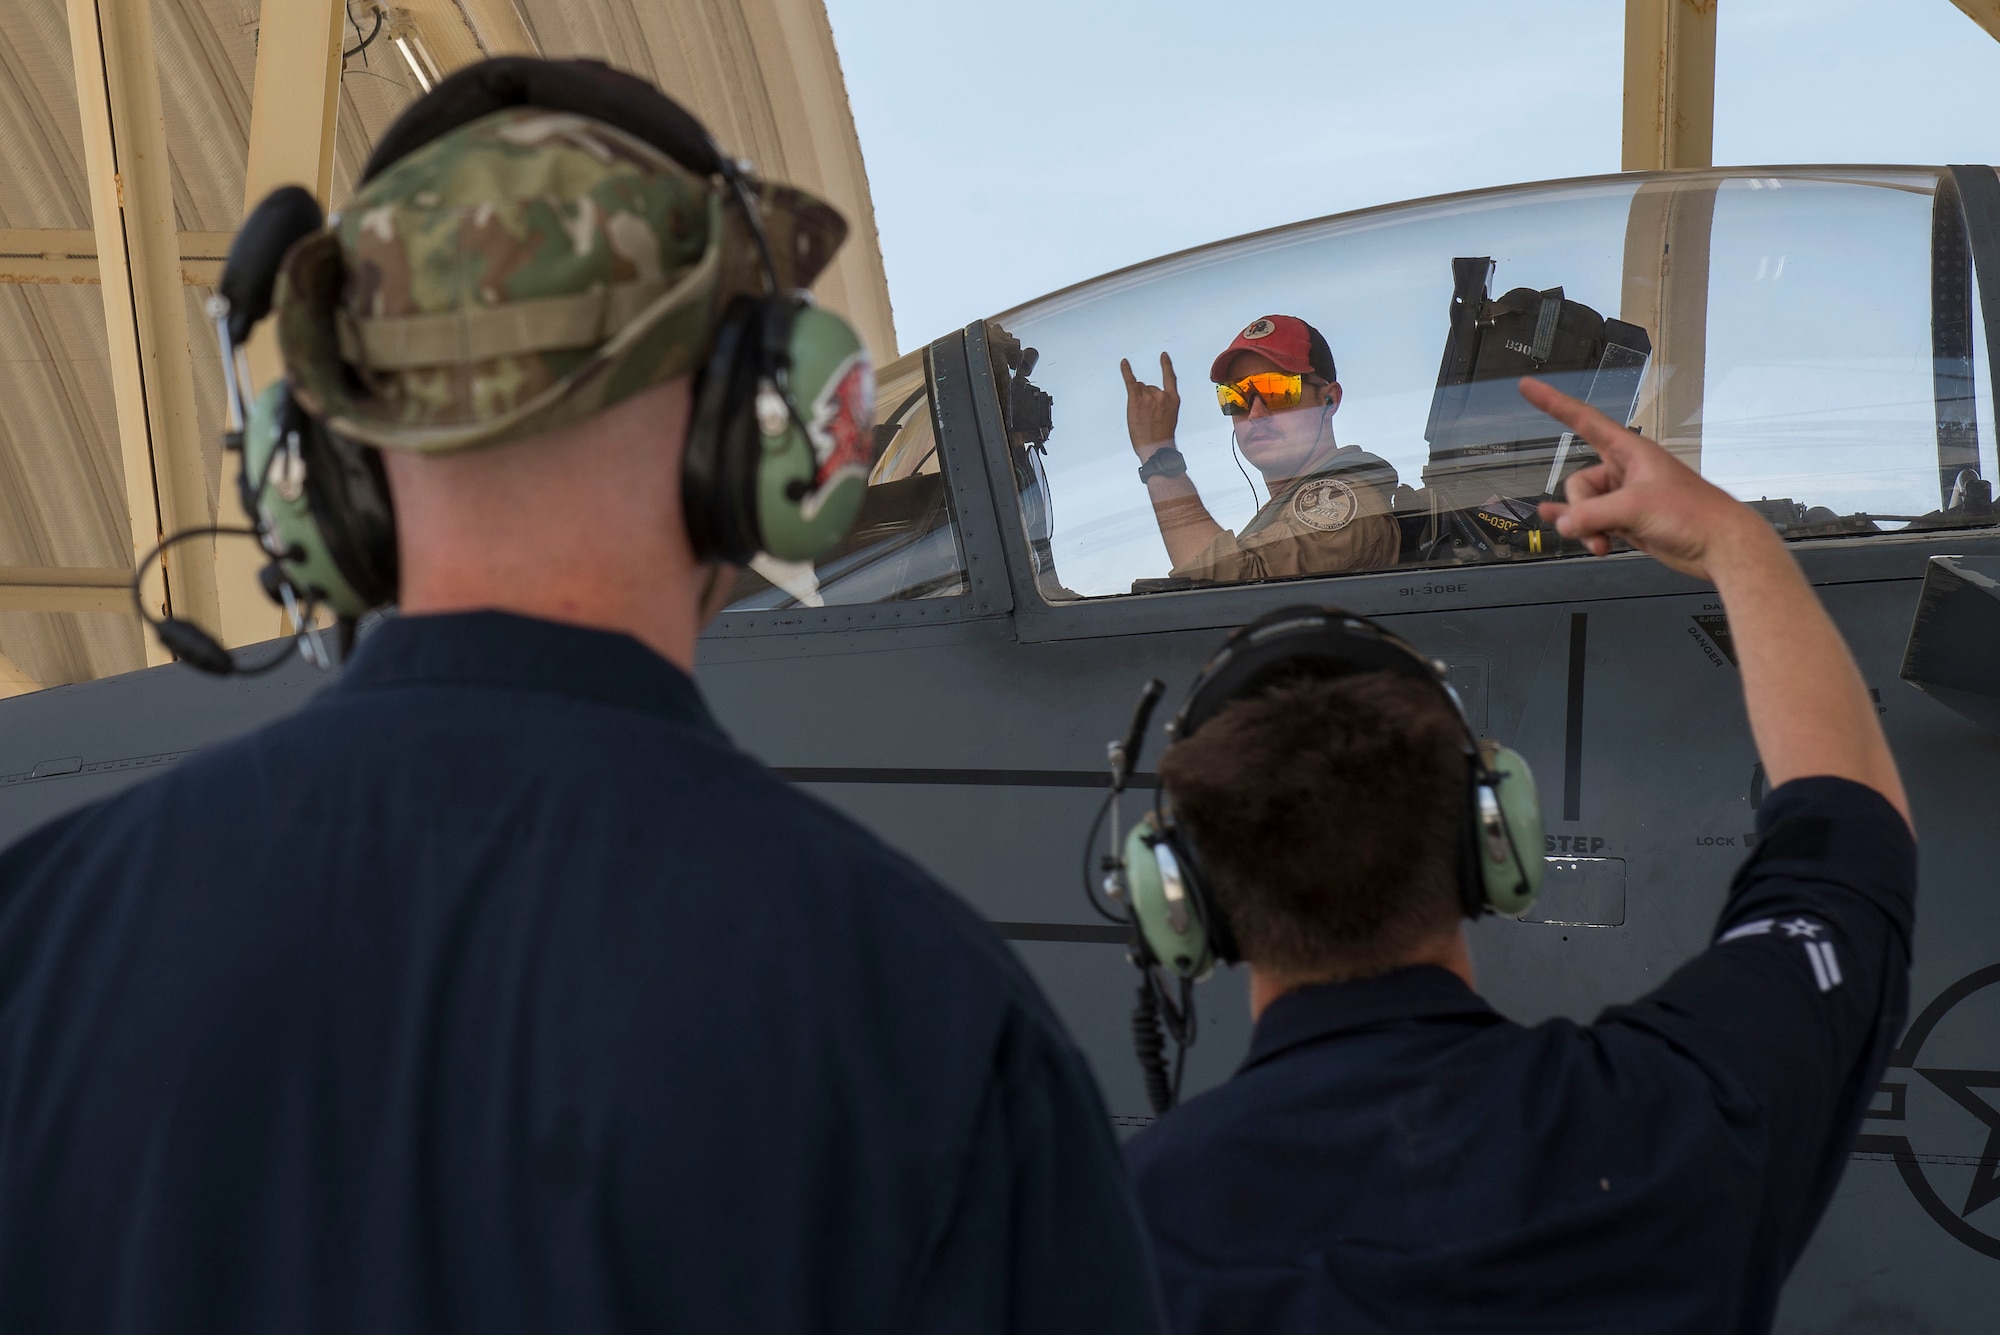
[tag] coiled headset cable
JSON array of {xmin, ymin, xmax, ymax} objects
[
  {"xmin": 1133, "ymin": 963, "xmax": 1196, "ymax": 1114},
  {"xmin": 1087, "ymin": 677, "xmax": 1199, "ymax": 1115}
]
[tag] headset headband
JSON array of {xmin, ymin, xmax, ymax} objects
[
  {"xmin": 1171, "ymin": 606, "xmax": 1475, "ymax": 748},
  {"xmin": 1113, "ymin": 605, "xmax": 1544, "ymax": 1114},
  {"xmin": 361, "ymin": 58, "xmax": 723, "ymax": 186}
]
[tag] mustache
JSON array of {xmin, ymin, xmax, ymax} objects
[{"xmin": 1238, "ymin": 405, "xmax": 1329, "ymax": 446}]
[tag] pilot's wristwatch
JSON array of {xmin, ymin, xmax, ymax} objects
[{"xmin": 1137, "ymin": 445, "xmax": 1188, "ymax": 482}]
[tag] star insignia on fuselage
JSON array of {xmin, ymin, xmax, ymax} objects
[
  {"xmin": 1915, "ymin": 1068, "xmax": 2000, "ymax": 1219},
  {"xmin": 1780, "ymin": 918, "xmax": 1824, "ymax": 938}
]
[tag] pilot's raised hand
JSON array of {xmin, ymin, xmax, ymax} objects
[
  {"xmin": 1121, "ymin": 352, "xmax": 1181, "ymax": 458},
  {"xmin": 1523, "ymin": 377, "xmax": 1777, "ymax": 583}
]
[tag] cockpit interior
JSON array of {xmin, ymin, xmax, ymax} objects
[{"xmin": 726, "ymin": 165, "xmax": 1999, "ymax": 612}]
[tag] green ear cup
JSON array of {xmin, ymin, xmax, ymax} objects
[
  {"xmin": 1124, "ymin": 816, "xmax": 1216, "ymax": 981},
  {"xmin": 1476, "ymin": 742, "xmax": 1545, "ymax": 917},
  {"xmin": 754, "ymin": 303, "xmax": 874, "ymax": 563},
  {"xmin": 242, "ymin": 382, "xmax": 371, "ymax": 619}
]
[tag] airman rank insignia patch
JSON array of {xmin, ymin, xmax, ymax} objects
[
  {"xmin": 1292, "ymin": 476, "xmax": 1358, "ymax": 531},
  {"xmin": 1241, "ymin": 318, "xmax": 1276, "ymax": 340}
]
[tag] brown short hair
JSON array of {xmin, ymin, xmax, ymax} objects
[{"xmin": 1156, "ymin": 672, "xmax": 1467, "ymax": 979}]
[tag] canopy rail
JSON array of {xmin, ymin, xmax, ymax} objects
[{"xmin": 1937, "ymin": 166, "xmax": 2000, "ymax": 509}]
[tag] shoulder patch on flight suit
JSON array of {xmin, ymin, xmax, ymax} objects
[{"xmin": 1291, "ymin": 476, "xmax": 1359, "ymax": 532}]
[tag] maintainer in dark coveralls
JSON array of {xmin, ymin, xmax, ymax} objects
[
  {"xmin": 0, "ymin": 60, "xmax": 1160, "ymax": 1335},
  {"xmin": 1125, "ymin": 373, "xmax": 1917, "ymax": 1334}
]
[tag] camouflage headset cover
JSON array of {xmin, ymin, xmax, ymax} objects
[{"xmin": 273, "ymin": 104, "xmax": 847, "ymax": 453}]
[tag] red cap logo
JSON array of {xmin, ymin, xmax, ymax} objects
[{"xmin": 1210, "ymin": 313, "xmax": 1329, "ymax": 384}]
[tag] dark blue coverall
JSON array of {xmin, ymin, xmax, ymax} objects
[
  {"xmin": 0, "ymin": 611, "xmax": 1162, "ymax": 1334},
  {"xmin": 1126, "ymin": 777, "xmax": 1913, "ymax": 1333}
]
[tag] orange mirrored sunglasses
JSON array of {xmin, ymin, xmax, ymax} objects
[{"xmin": 1214, "ymin": 371, "xmax": 1305, "ymax": 416}]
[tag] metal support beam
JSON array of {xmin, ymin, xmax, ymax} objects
[
  {"xmin": 1949, "ymin": 1, "xmax": 2000, "ymax": 42},
  {"xmin": 0, "ymin": 567, "xmax": 137, "ymax": 614},
  {"xmin": 1623, "ymin": 0, "xmax": 1718, "ymax": 171},
  {"xmin": 405, "ymin": 0, "xmax": 540, "ymax": 65},
  {"xmin": 244, "ymin": 2, "xmax": 344, "ymax": 214},
  {"xmin": 452, "ymin": 0, "xmax": 541, "ymax": 55},
  {"xmin": 0, "ymin": 231, "xmax": 98, "ymax": 285},
  {"xmin": 0, "ymin": 230, "xmax": 232, "ymax": 286},
  {"xmin": 240, "ymin": 0, "xmax": 345, "ymax": 402},
  {"xmin": 66, "ymin": 0, "xmax": 216, "ymax": 665},
  {"xmin": 225, "ymin": 0, "xmax": 348, "ymax": 648},
  {"xmin": 1621, "ymin": 178, "xmax": 1718, "ymax": 468}
]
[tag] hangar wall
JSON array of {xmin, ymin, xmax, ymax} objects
[{"xmin": 0, "ymin": 0, "xmax": 895, "ymax": 692}]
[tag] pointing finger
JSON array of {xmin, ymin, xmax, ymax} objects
[
  {"xmin": 1160, "ymin": 352, "xmax": 1178, "ymax": 394},
  {"xmin": 1518, "ymin": 377, "xmax": 1640, "ymax": 465},
  {"xmin": 1121, "ymin": 358, "xmax": 1139, "ymax": 391}
]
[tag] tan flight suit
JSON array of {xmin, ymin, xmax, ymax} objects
[{"xmin": 1172, "ymin": 453, "xmax": 1400, "ymax": 583}]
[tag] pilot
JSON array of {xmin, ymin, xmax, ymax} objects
[
  {"xmin": 1121, "ymin": 314, "xmax": 1399, "ymax": 583},
  {"xmin": 0, "ymin": 61, "xmax": 1159, "ymax": 1333},
  {"xmin": 1123, "ymin": 378, "xmax": 1916, "ymax": 1331}
]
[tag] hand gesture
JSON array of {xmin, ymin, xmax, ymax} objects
[
  {"xmin": 1121, "ymin": 352, "xmax": 1180, "ymax": 458},
  {"xmin": 1524, "ymin": 378, "xmax": 1773, "ymax": 583}
]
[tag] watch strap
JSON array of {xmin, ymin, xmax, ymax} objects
[{"xmin": 1138, "ymin": 445, "xmax": 1188, "ymax": 482}]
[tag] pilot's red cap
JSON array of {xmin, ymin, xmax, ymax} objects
[{"xmin": 1209, "ymin": 314, "xmax": 1338, "ymax": 384}]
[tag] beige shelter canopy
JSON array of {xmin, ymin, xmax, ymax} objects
[{"xmin": 0, "ymin": 0, "xmax": 893, "ymax": 693}]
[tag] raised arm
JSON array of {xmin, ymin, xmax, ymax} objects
[
  {"xmin": 1122, "ymin": 353, "xmax": 1225, "ymax": 568},
  {"xmin": 1521, "ymin": 378, "xmax": 1909, "ymax": 826}
]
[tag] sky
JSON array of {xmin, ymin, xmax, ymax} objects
[{"xmin": 823, "ymin": 0, "xmax": 2000, "ymax": 354}]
